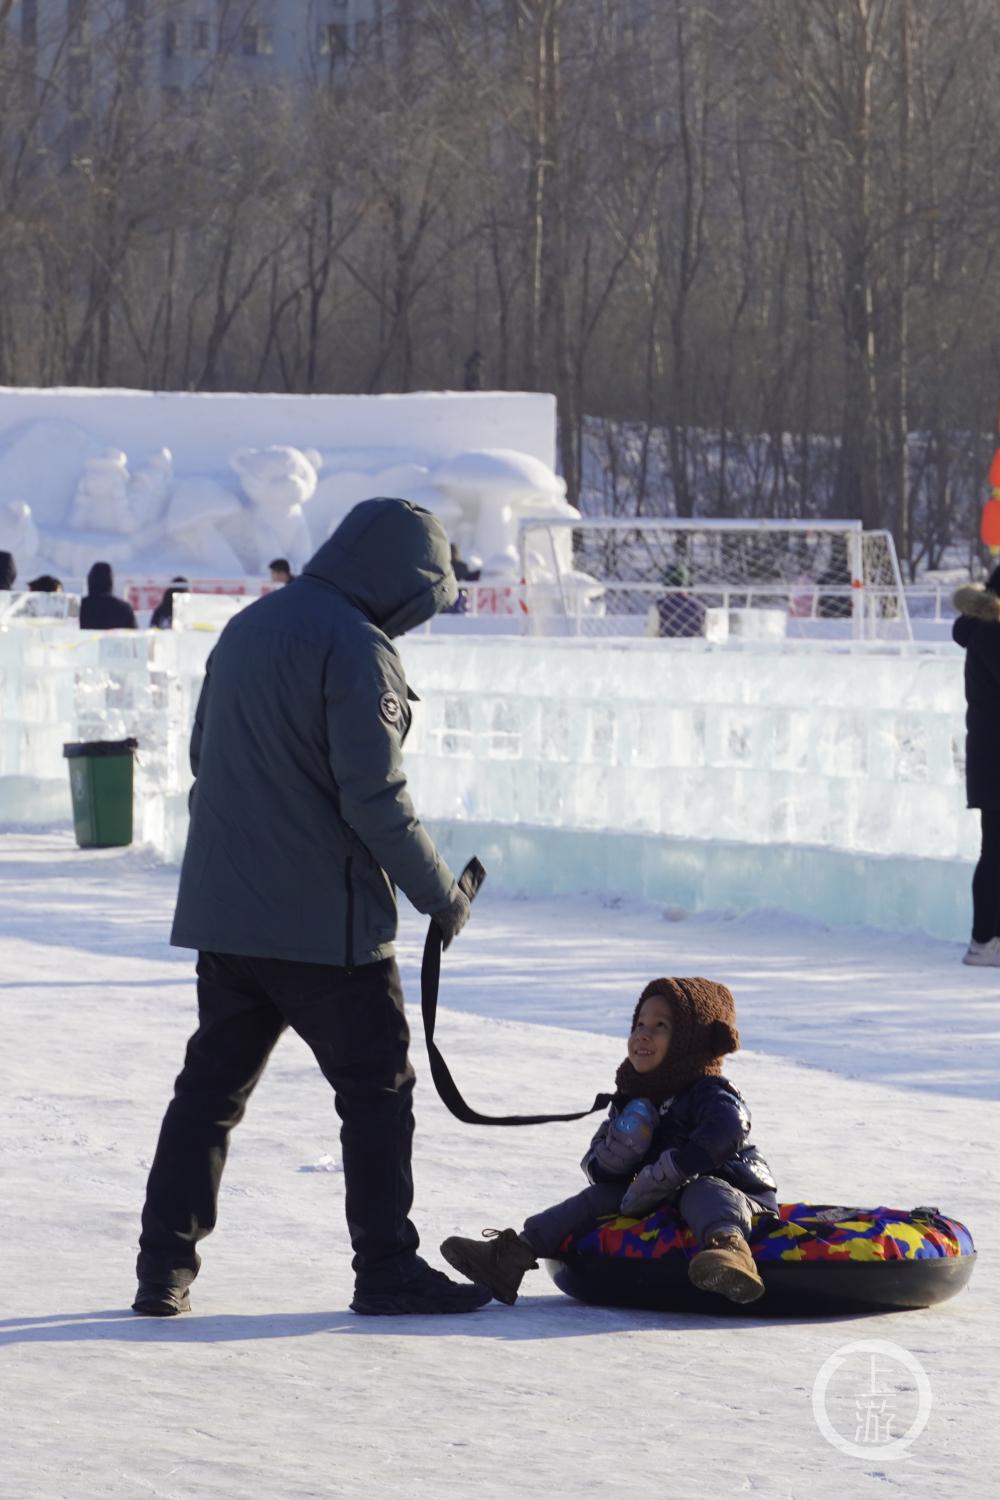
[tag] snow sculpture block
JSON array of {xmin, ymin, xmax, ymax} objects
[
  {"xmin": 432, "ymin": 447, "xmax": 574, "ymax": 572},
  {"xmin": 226, "ymin": 445, "xmax": 318, "ymax": 572},
  {"xmin": 163, "ymin": 478, "xmax": 244, "ymax": 573},
  {"xmin": 70, "ymin": 451, "xmax": 133, "ymax": 534},
  {"xmin": 0, "ymin": 500, "xmax": 40, "ymax": 572}
]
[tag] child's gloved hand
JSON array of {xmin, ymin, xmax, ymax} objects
[
  {"xmin": 590, "ymin": 1099, "xmax": 659, "ymax": 1174},
  {"xmin": 620, "ymin": 1149, "xmax": 690, "ymax": 1218}
]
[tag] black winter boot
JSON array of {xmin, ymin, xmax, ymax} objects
[
  {"xmin": 350, "ymin": 1260, "xmax": 492, "ymax": 1316},
  {"xmin": 132, "ymin": 1282, "xmax": 192, "ymax": 1317},
  {"xmin": 439, "ymin": 1228, "xmax": 539, "ymax": 1305}
]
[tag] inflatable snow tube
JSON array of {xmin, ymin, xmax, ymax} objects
[{"xmin": 546, "ymin": 1203, "xmax": 975, "ymax": 1316}]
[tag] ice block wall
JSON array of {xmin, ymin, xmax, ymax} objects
[
  {"xmin": 0, "ymin": 623, "xmax": 975, "ymax": 938},
  {"xmin": 397, "ymin": 637, "xmax": 976, "ymax": 940},
  {"xmin": 399, "ymin": 638, "xmax": 974, "ymax": 863}
]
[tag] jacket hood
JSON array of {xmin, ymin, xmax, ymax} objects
[
  {"xmin": 87, "ymin": 561, "xmax": 114, "ymax": 596},
  {"xmin": 304, "ymin": 497, "xmax": 457, "ymax": 636},
  {"xmin": 953, "ymin": 584, "xmax": 1000, "ymax": 622},
  {"xmin": 0, "ymin": 550, "xmax": 15, "ymax": 589}
]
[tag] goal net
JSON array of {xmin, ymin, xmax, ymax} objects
[{"xmin": 516, "ymin": 518, "xmax": 912, "ymax": 642}]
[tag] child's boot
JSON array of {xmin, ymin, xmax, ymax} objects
[
  {"xmin": 440, "ymin": 1227, "xmax": 539, "ymax": 1305},
  {"xmin": 688, "ymin": 1229, "xmax": 765, "ymax": 1304}
]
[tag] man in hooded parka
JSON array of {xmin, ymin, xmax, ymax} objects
[{"xmin": 133, "ymin": 498, "xmax": 489, "ymax": 1317}]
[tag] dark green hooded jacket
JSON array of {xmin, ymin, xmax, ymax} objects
[{"xmin": 171, "ymin": 497, "xmax": 459, "ymax": 965}]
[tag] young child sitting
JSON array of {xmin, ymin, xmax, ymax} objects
[{"xmin": 441, "ymin": 977, "xmax": 777, "ymax": 1305}]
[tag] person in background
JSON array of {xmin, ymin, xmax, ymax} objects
[
  {"xmin": 79, "ymin": 562, "xmax": 138, "ymax": 630},
  {"xmin": 463, "ymin": 349, "xmax": 483, "ymax": 391},
  {"xmin": 952, "ymin": 566, "xmax": 1000, "ymax": 965},
  {"xmin": 150, "ymin": 577, "xmax": 190, "ymax": 630},
  {"xmin": 646, "ymin": 563, "xmax": 706, "ymax": 638},
  {"xmin": 0, "ymin": 550, "xmax": 16, "ymax": 589},
  {"xmin": 269, "ymin": 558, "xmax": 294, "ymax": 585},
  {"xmin": 443, "ymin": 543, "xmax": 480, "ymax": 615},
  {"xmin": 816, "ymin": 537, "xmax": 853, "ymax": 619},
  {"xmin": 28, "ymin": 575, "xmax": 63, "ymax": 592}
]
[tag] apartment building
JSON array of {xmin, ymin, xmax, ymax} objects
[{"xmin": 6, "ymin": 1, "xmax": 386, "ymax": 112}]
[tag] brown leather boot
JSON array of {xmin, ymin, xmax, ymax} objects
[
  {"xmin": 688, "ymin": 1231, "xmax": 765, "ymax": 1304},
  {"xmin": 440, "ymin": 1228, "xmax": 539, "ymax": 1305}
]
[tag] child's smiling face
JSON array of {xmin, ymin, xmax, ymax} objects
[{"xmin": 628, "ymin": 994, "xmax": 675, "ymax": 1072}]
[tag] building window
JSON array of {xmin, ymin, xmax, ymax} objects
[
  {"xmin": 193, "ymin": 19, "xmax": 210, "ymax": 54},
  {"xmin": 67, "ymin": 0, "xmax": 89, "ymax": 51},
  {"xmin": 163, "ymin": 19, "xmax": 180, "ymax": 58},
  {"xmin": 22, "ymin": 0, "xmax": 39, "ymax": 49},
  {"xmin": 318, "ymin": 23, "xmax": 348, "ymax": 59},
  {"xmin": 242, "ymin": 23, "xmax": 274, "ymax": 57}
]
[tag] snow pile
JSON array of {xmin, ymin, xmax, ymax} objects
[{"xmin": 1, "ymin": 831, "xmax": 996, "ymax": 1499}]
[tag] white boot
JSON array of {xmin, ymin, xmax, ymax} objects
[{"xmin": 962, "ymin": 938, "xmax": 1000, "ymax": 967}]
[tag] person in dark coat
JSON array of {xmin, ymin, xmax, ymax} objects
[
  {"xmin": 134, "ymin": 497, "xmax": 489, "ymax": 1319},
  {"xmin": 79, "ymin": 562, "xmax": 137, "ymax": 629},
  {"xmin": 648, "ymin": 563, "xmax": 706, "ymax": 638},
  {"xmin": 150, "ymin": 577, "xmax": 189, "ymax": 629},
  {"xmin": 0, "ymin": 550, "xmax": 15, "ymax": 589},
  {"xmin": 816, "ymin": 537, "xmax": 853, "ymax": 619},
  {"xmin": 441, "ymin": 977, "xmax": 777, "ymax": 1306},
  {"xmin": 952, "ymin": 567, "xmax": 1000, "ymax": 964}
]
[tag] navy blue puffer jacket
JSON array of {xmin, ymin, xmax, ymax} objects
[{"xmin": 582, "ymin": 1076, "xmax": 778, "ymax": 1211}]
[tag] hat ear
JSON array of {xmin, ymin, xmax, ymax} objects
[{"xmin": 709, "ymin": 1019, "xmax": 740, "ymax": 1055}]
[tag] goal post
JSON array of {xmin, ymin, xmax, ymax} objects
[{"xmin": 516, "ymin": 517, "xmax": 912, "ymax": 642}]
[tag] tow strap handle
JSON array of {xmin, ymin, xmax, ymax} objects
[{"xmin": 420, "ymin": 856, "xmax": 614, "ymax": 1127}]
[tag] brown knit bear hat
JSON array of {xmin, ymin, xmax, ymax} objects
[{"xmin": 615, "ymin": 976, "xmax": 741, "ymax": 1104}]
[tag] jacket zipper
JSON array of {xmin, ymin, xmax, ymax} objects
[{"xmin": 344, "ymin": 856, "xmax": 355, "ymax": 971}]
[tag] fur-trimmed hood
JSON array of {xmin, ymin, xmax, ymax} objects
[{"xmin": 953, "ymin": 584, "xmax": 1000, "ymax": 622}]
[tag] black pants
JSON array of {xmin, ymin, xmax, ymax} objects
[
  {"xmin": 972, "ymin": 809, "xmax": 1000, "ymax": 943},
  {"xmin": 137, "ymin": 952, "xmax": 420, "ymax": 1291}
]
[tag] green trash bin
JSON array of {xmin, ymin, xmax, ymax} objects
[{"xmin": 62, "ymin": 738, "xmax": 138, "ymax": 848}]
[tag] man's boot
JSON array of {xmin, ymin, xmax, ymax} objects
[
  {"xmin": 439, "ymin": 1227, "xmax": 539, "ymax": 1305},
  {"xmin": 688, "ymin": 1230, "xmax": 764, "ymax": 1304},
  {"xmin": 132, "ymin": 1282, "xmax": 192, "ymax": 1316}
]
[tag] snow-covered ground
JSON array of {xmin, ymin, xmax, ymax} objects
[{"xmin": 2, "ymin": 831, "xmax": 997, "ymax": 1499}]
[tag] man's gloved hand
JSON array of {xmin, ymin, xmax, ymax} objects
[
  {"xmin": 590, "ymin": 1099, "xmax": 659, "ymax": 1175},
  {"xmin": 431, "ymin": 887, "xmax": 471, "ymax": 950},
  {"xmin": 620, "ymin": 1149, "xmax": 691, "ymax": 1218}
]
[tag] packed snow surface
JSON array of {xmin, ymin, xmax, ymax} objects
[{"xmin": 1, "ymin": 831, "xmax": 997, "ymax": 1499}]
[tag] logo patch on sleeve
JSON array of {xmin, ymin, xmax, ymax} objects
[{"xmin": 379, "ymin": 690, "xmax": 402, "ymax": 725}]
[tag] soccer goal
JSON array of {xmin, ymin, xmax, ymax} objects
[{"xmin": 516, "ymin": 517, "xmax": 912, "ymax": 642}]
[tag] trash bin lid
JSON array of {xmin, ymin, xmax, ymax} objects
[{"xmin": 62, "ymin": 737, "xmax": 139, "ymax": 759}]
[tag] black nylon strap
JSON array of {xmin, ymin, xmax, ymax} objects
[{"xmin": 420, "ymin": 857, "xmax": 614, "ymax": 1127}]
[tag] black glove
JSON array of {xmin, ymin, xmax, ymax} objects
[{"xmin": 431, "ymin": 887, "xmax": 471, "ymax": 950}]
